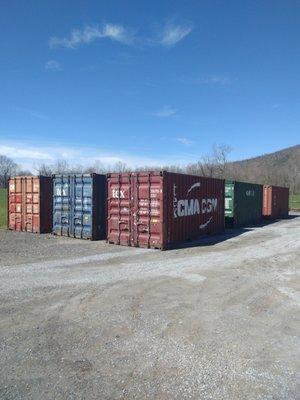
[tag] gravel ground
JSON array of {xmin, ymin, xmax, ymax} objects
[{"xmin": 0, "ymin": 215, "xmax": 299, "ymax": 400}]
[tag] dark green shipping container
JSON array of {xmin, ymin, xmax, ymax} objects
[{"xmin": 225, "ymin": 180, "xmax": 263, "ymax": 228}]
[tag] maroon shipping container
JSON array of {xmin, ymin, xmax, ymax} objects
[
  {"xmin": 262, "ymin": 185, "xmax": 289, "ymax": 219},
  {"xmin": 107, "ymin": 171, "xmax": 225, "ymax": 249},
  {"xmin": 8, "ymin": 176, "xmax": 53, "ymax": 233}
]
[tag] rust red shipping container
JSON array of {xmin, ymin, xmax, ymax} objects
[
  {"xmin": 107, "ymin": 171, "xmax": 225, "ymax": 249},
  {"xmin": 8, "ymin": 176, "xmax": 52, "ymax": 233},
  {"xmin": 263, "ymin": 185, "xmax": 289, "ymax": 219}
]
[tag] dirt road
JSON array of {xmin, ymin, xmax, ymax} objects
[{"xmin": 0, "ymin": 216, "xmax": 299, "ymax": 399}]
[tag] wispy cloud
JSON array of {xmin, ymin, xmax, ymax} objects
[
  {"xmin": 152, "ymin": 105, "xmax": 178, "ymax": 117},
  {"xmin": 196, "ymin": 76, "xmax": 232, "ymax": 85},
  {"xmin": 49, "ymin": 24, "xmax": 135, "ymax": 49},
  {"xmin": 0, "ymin": 141, "xmax": 194, "ymax": 171},
  {"xmin": 159, "ymin": 21, "xmax": 193, "ymax": 46},
  {"xmin": 45, "ymin": 60, "xmax": 62, "ymax": 71},
  {"xmin": 176, "ymin": 137, "xmax": 193, "ymax": 146},
  {"xmin": 0, "ymin": 145, "xmax": 53, "ymax": 161}
]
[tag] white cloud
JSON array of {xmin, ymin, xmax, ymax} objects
[
  {"xmin": 196, "ymin": 76, "xmax": 232, "ymax": 85},
  {"xmin": 102, "ymin": 24, "xmax": 133, "ymax": 44},
  {"xmin": 152, "ymin": 105, "xmax": 178, "ymax": 117},
  {"xmin": 176, "ymin": 137, "xmax": 193, "ymax": 146},
  {"xmin": 45, "ymin": 60, "xmax": 62, "ymax": 71},
  {"xmin": 0, "ymin": 141, "xmax": 195, "ymax": 172},
  {"xmin": 0, "ymin": 145, "xmax": 53, "ymax": 161},
  {"xmin": 49, "ymin": 24, "xmax": 134, "ymax": 49},
  {"xmin": 159, "ymin": 22, "xmax": 192, "ymax": 46}
]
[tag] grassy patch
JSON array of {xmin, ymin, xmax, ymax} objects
[
  {"xmin": 0, "ymin": 189, "xmax": 7, "ymax": 228},
  {"xmin": 289, "ymin": 193, "xmax": 300, "ymax": 210}
]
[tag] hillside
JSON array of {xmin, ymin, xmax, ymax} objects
[
  {"xmin": 232, "ymin": 144, "xmax": 300, "ymax": 168},
  {"xmin": 227, "ymin": 144, "xmax": 300, "ymax": 193}
]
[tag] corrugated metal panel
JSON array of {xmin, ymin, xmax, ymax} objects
[
  {"xmin": 225, "ymin": 181, "xmax": 263, "ymax": 228},
  {"xmin": 165, "ymin": 172, "xmax": 225, "ymax": 246},
  {"xmin": 263, "ymin": 185, "xmax": 289, "ymax": 219},
  {"xmin": 107, "ymin": 171, "xmax": 225, "ymax": 250},
  {"xmin": 8, "ymin": 176, "xmax": 52, "ymax": 233},
  {"xmin": 53, "ymin": 174, "xmax": 106, "ymax": 240},
  {"xmin": 107, "ymin": 172, "xmax": 163, "ymax": 248}
]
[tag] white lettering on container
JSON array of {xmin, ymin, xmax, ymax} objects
[
  {"xmin": 173, "ymin": 184, "xmax": 218, "ymax": 219},
  {"xmin": 112, "ymin": 189, "xmax": 125, "ymax": 199}
]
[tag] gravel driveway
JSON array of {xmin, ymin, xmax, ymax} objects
[{"xmin": 0, "ymin": 215, "xmax": 299, "ymax": 399}]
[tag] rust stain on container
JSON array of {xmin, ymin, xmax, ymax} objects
[
  {"xmin": 8, "ymin": 176, "xmax": 53, "ymax": 233},
  {"xmin": 262, "ymin": 185, "xmax": 289, "ymax": 219},
  {"xmin": 107, "ymin": 171, "xmax": 225, "ymax": 249}
]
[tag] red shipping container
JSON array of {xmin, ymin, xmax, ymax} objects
[
  {"xmin": 107, "ymin": 171, "xmax": 225, "ymax": 249},
  {"xmin": 262, "ymin": 185, "xmax": 289, "ymax": 219},
  {"xmin": 8, "ymin": 176, "xmax": 53, "ymax": 233}
]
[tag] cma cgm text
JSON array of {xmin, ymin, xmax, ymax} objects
[{"xmin": 174, "ymin": 198, "xmax": 218, "ymax": 218}]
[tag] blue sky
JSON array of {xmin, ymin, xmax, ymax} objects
[{"xmin": 0, "ymin": 0, "xmax": 299, "ymax": 170}]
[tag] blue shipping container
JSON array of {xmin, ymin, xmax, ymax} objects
[{"xmin": 53, "ymin": 174, "xmax": 106, "ymax": 240}]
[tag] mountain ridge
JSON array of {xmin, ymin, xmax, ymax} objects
[
  {"xmin": 231, "ymin": 144, "xmax": 300, "ymax": 165},
  {"xmin": 227, "ymin": 144, "xmax": 300, "ymax": 193}
]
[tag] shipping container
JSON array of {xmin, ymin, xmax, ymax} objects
[
  {"xmin": 8, "ymin": 176, "xmax": 52, "ymax": 233},
  {"xmin": 107, "ymin": 171, "xmax": 225, "ymax": 249},
  {"xmin": 263, "ymin": 185, "xmax": 289, "ymax": 219},
  {"xmin": 53, "ymin": 174, "xmax": 106, "ymax": 240},
  {"xmin": 225, "ymin": 180, "xmax": 263, "ymax": 228}
]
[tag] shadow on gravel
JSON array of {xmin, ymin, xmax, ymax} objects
[
  {"xmin": 168, "ymin": 214, "xmax": 299, "ymax": 251},
  {"xmin": 168, "ymin": 228, "xmax": 253, "ymax": 250}
]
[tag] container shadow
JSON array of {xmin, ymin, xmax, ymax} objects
[
  {"xmin": 168, "ymin": 228, "xmax": 253, "ymax": 250},
  {"xmin": 259, "ymin": 214, "xmax": 298, "ymax": 225},
  {"xmin": 167, "ymin": 214, "xmax": 299, "ymax": 250}
]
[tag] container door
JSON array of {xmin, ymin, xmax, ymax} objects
[
  {"xmin": 131, "ymin": 174, "xmax": 139, "ymax": 246},
  {"xmin": 131, "ymin": 173, "xmax": 163, "ymax": 248},
  {"xmin": 53, "ymin": 176, "xmax": 72, "ymax": 236},
  {"xmin": 107, "ymin": 174, "xmax": 131, "ymax": 246},
  {"xmin": 8, "ymin": 178, "xmax": 22, "ymax": 231},
  {"xmin": 73, "ymin": 175, "xmax": 93, "ymax": 239},
  {"xmin": 23, "ymin": 177, "xmax": 40, "ymax": 233},
  {"xmin": 107, "ymin": 172, "xmax": 163, "ymax": 248},
  {"xmin": 263, "ymin": 186, "xmax": 271, "ymax": 216},
  {"xmin": 131, "ymin": 174, "xmax": 151, "ymax": 247}
]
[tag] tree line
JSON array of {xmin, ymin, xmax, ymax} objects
[{"xmin": 0, "ymin": 144, "xmax": 299, "ymax": 193}]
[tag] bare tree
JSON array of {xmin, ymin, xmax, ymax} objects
[
  {"xmin": 18, "ymin": 169, "xmax": 33, "ymax": 176},
  {"xmin": 0, "ymin": 155, "xmax": 19, "ymax": 188},
  {"xmin": 212, "ymin": 143, "xmax": 232, "ymax": 178},
  {"xmin": 53, "ymin": 159, "xmax": 70, "ymax": 174},
  {"xmin": 185, "ymin": 144, "xmax": 232, "ymax": 178},
  {"xmin": 111, "ymin": 161, "xmax": 130, "ymax": 173},
  {"xmin": 288, "ymin": 166, "xmax": 299, "ymax": 195},
  {"xmin": 85, "ymin": 160, "xmax": 108, "ymax": 174},
  {"xmin": 34, "ymin": 163, "xmax": 53, "ymax": 176}
]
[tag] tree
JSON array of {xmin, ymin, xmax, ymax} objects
[
  {"xmin": 212, "ymin": 143, "xmax": 232, "ymax": 178},
  {"xmin": 185, "ymin": 143, "xmax": 232, "ymax": 178},
  {"xmin": 0, "ymin": 155, "xmax": 19, "ymax": 188},
  {"xmin": 112, "ymin": 161, "xmax": 130, "ymax": 173},
  {"xmin": 34, "ymin": 163, "xmax": 53, "ymax": 176},
  {"xmin": 53, "ymin": 159, "xmax": 70, "ymax": 174},
  {"xmin": 85, "ymin": 160, "xmax": 107, "ymax": 174}
]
